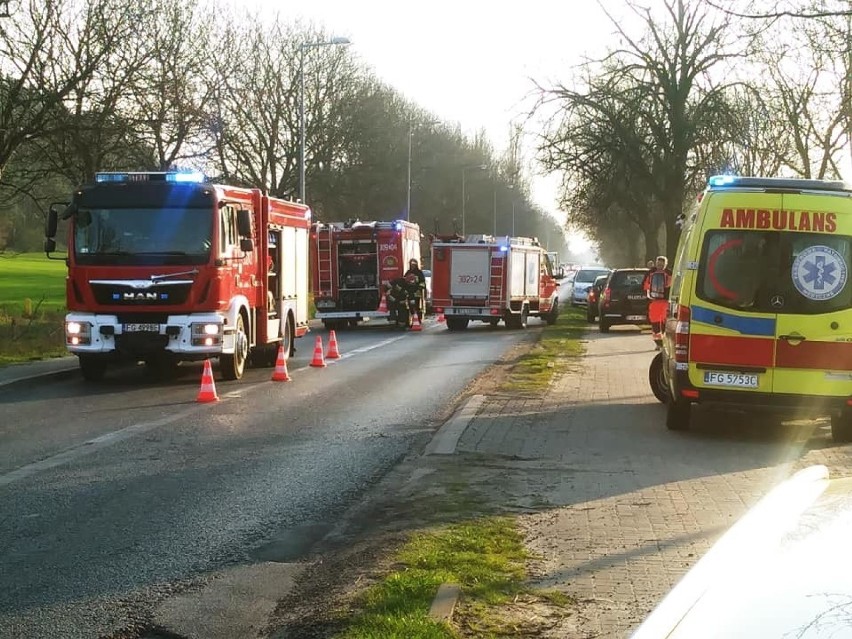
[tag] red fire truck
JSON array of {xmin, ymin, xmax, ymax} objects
[
  {"xmin": 310, "ymin": 220, "xmax": 422, "ymax": 329},
  {"xmin": 44, "ymin": 171, "xmax": 311, "ymax": 381},
  {"xmin": 430, "ymin": 234, "xmax": 560, "ymax": 330}
]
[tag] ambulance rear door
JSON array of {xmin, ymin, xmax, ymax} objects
[{"xmin": 772, "ymin": 192, "xmax": 852, "ymax": 398}]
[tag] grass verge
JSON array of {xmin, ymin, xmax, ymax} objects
[
  {"xmin": 501, "ymin": 306, "xmax": 587, "ymax": 394},
  {"xmin": 338, "ymin": 517, "xmax": 527, "ymax": 639},
  {"xmin": 0, "ymin": 252, "xmax": 68, "ymax": 365}
]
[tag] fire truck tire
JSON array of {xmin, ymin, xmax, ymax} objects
[
  {"xmin": 488, "ymin": 318, "xmax": 500, "ymax": 328},
  {"xmin": 446, "ymin": 317, "xmax": 469, "ymax": 331},
  {"xmin": 78, "ymin": 354, "xmax": 108, "ymax": 381},
  {"xmin": 220, "ymin": 314, "xmax": 248, "ymax": 380},
  {"xmin": 546, "ymin": 300, "xmax": 559, "ymax": 325}
]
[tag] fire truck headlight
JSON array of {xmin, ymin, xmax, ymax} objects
[
  {"xmin": 65, "ymin": 321, "xmax": 91, "ymax": 345},
  {"xmin": 191, "ymin": 322, "xmax": 223, "ymax": 346}
]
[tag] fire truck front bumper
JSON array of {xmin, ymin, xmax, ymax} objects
[
  {"xmin": 63, "ymin": 312, "xmax": 231, "ymax": 358},
  {"xmin": 314, "ymin": 311, "xmax": 390, "ymax": 320}
]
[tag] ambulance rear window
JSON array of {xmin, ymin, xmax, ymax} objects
[{"xmin": 697, "ymin": 230, "xmax": 852, "ymax": 314}]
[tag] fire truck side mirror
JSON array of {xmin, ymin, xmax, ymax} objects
[
  {"xmin": 46, "ymin": 207, "xmax": 58, "ymax": 238},
  {"xmin": 44, "ymin": 238, "xmax": 56, "ymax": 254},
  {"xmin": 237, "ymin": 208, "xmax": 252, "ymax": 238},
  {"xmin": 240, "ymin": 238, "xmax": 254, "ymax": 252}
]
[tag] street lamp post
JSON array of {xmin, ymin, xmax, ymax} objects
[
  {"xmin": 299, "ymin": 36, "xmax": 350, "ymax": 204},
  {"xmin": 406, "ymin": 121, "xmax": 412, "ymax": 220},
  {"xmin": 461, "ymin": 164, "xmax": 487, "ymax": 236}
]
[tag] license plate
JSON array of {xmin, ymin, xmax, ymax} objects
[
  {"xmin": 703, "ymin": 371, "xmax": 759, "ymax": 388},
  {"xmin": 627, "ymin": 295, "xmax": 646, "ymax": 300},
  {"xmin": 626, "ymin": 315, "xmax": 646, "ymax": 321},
  {"xmin": 123, "ymin": 323, "xmax": 160, "ymax": 332},
  {"xmin": 454, "ymin": 308, "xmax": 482, "ymax": 315}
]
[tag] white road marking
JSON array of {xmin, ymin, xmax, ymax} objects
[{"xmin": 0, "ymin": 333, "xmax": 418, "ymax": 487}]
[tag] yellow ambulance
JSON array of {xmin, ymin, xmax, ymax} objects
[{"xmin": 650, "ymin": 175, "xmax": 852, "ymax": 440}]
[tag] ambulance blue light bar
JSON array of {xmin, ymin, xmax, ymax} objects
[
  {"xmin": 708, "ymin": 175, "xmax": 738, "ymax": 187},
  {"xmin": 94, "ymin": 171, "xmax": 207, "ymax": 184}
]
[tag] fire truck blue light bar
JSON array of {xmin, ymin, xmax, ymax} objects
[{"xmin": 94, "ymin": 172, "xmax": 207, "ymax": 184}]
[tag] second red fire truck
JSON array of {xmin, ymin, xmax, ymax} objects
[
  {"xmin": 310, "ymin": 220, "xmax": 422, "ymax": 329},
  {"xmin": 430, "ymin": 234, "xmax": 560, "ymax": 330}
]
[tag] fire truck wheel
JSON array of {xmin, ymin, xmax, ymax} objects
[
  {"xmin": 546, "ymin": 301, "xmax": 559, "ymax": 325},
  {"xmin": 446, "ymin": 317, "xmax": 469, "ymax": 331},
  {"xmin": 78, "ymin": 354, "xmax": 107, "ymax": 381},
  {"xmin": 221, "ymin": 314, "xmax": 248, "ymax": 380},
  {"xmin": 488, "ymin": 318, "xmax": 500, "ymax": 328}
]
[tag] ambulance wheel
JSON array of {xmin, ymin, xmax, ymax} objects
[
  {"xmin": 649, "ymin": 353, "xmax": 669, "ymax": 403},
  {"xmin": 79, "ymin": 354, "xmax": 107, "ymax": 381},
  {"xmin": 666, "ymin": 398, "xmax": 691, "ymax": 431},
  {"xmin": 831, "ymin": 411, "xmax": 852, "ymax": 443},
  {"xmin": 220, "ymin": 314, "xmax": 248, "ymax": 380}
]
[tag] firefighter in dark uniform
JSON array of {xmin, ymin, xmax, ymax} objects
[
  {"xmin": 403, "ymin": 259, "xmax": 426, "ymax": 318},
  {"xmin": 385, "ymin": 276, "xmax": 412, "ymax": 328}
]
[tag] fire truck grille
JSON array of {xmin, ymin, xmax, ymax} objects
[
  {"xmin": 340, "ymin": 290, "xmax": 380, "ymax": 311},
  {"xmin": 91, "ymin": 282, "xmax": 192, "ymax": 306}
]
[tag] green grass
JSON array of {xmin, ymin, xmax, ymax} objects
[
  {"xmin": 502, "ymin": 306, "xmax": 587, "ymax": 393},
  {"xmin": 338, "ymin": 517, "xmax": 527, "ymax": 639},
  {"xmin": 0, "ymin": 252, "xmax": 68, "ymax": 364}
]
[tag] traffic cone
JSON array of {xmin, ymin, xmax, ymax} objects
[
  {"xmin": 271, "ymin": 344, "xmax": 291, "ymax": 382},
  {"xmin": 310, "ymin": 335, "xmax": 327, "ymax": 367},
  {"xmin": 411, "ymin": 313, "xmax": 423, "ymax": 332},
  {"xmin": 377, "ymin": 292, "xmax": 388, "ymax": 313},
  {"xmin": 326, "ymin": 330, "xmax": 341, "ymax": 359},
  {"xmin": 196, "ymin": 359, "xmax": 219, "ymax": 403},
  {"xmin": 436, "ymin": 311, "xmax": 446, "ymax": 323}
]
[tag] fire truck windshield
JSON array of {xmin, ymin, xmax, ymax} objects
[{"xmin": 74, "ymin": 207, "xmax": 213, "ymax": 266}]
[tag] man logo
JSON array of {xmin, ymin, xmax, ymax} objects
[{"xmin": 122, "ymin": 292, "xmax": 158, "ymax": 301}]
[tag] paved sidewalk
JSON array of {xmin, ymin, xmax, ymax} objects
[{"xmin": 416, "ymin": 326, "xmax": 826, "ymax": 637}]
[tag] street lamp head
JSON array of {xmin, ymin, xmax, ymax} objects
[{"xmin": 330, "ymin": 36, "xmax": 351, "ymax": 45}]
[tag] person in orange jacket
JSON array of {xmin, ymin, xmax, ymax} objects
[{"xmin": 643, "ymin": 256, "xmax": 672, "ymax": 348}]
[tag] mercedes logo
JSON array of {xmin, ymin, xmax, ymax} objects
[{"xmin": 770, "ymin": 295, "xmax": 785, "ymax": 309}]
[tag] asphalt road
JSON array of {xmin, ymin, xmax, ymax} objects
[{"xmin": 0, "ymin": 316, "xmax": 549, "ymax": 638}]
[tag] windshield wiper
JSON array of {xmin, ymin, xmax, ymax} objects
[{"xmin": 151, "ymin": 268, "xmax": 200, "ymax": 282}]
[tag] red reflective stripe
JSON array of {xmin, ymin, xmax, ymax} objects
[
  {"xmin": 776, "ymin": 341, "xmax": 852, "ymax": 371},
  {"xmin": 690, "ymin": 334, "xmax": 774, "ymax": 367}
]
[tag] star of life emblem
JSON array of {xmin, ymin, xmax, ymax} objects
[{"xmin": 792, "ymin": 245, "xmax": 847, "ymax": 301}]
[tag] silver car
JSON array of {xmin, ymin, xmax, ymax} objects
[{"xmin": 570, "ymin": 267, "xmax": 611, "ymax": 306}]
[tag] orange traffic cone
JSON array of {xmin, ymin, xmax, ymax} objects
[
  {"xmin": 326, "ymin": 330, "xmax": 341, "ymax": 359},
  {"xmin": 310, "ymin": 335, "xmax": 327, "ymax": 367},
  {"xmin": 271, "ymin": 344, "xmax": 291, "ymax": 382},
  {"xmin": 377, "ymin": 292, "xmax": 388, "ymax": 313},
  {"xmin": 411, "ymin": 313, "xmax": 423, "ymax": 332},
  {"xmin": 436, "ymin": 311, "xmax": 446, "ymax": 323},
  {"xmin": 196, "ymin": 359, "xmax": 219, "ymax": 403}
]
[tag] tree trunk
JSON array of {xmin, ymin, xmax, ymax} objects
[{"xmin": 642, "ymin": 221, "xmax": 660, "ymax": 262}]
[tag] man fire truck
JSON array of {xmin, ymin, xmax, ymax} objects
[
  {"xmin": 44, "ymin": 171, "xmax": 311, "ymax": 381},
  {"xmin": 310, "ymin": 219, "xmax": 422, "ymax": 329},
  {"xmin": 430, "ymin": 234, "xmax": 560, "ymax": 330}
]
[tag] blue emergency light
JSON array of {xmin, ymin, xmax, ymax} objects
[
  {"xmin": 94, "ymin": 171, "xmax": 207, "ymax": 184},
  {"xmin": 394, "ymin": 221, "xmax": 404, "ymax": 231},
  {"xmin": 708, "ymin": 175, "xmax": 738, "ymax": 187}
]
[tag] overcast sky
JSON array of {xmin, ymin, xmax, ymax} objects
[{"xmin": 244, "ymin": 0, "xmax": 637, "ymax": 256}]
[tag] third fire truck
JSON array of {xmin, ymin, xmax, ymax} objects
[
  {"xmin": 430, "ymin": 234, "xmax": 560, "ymax": 330},
  {"xmin": 310, "ymin": 220, "xmax": 422, "ymax": 329}
]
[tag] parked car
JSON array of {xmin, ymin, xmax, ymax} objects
[
  {"xmin": 631, "ymin": 465, "xmax": 852, "ymax": 639},
  {"xmin": 598, "ymin": 268, "xmax": 650, "ymax": 332},
  {"xmin": 586, "ymin": 274, "xmax": 609, "ymax": 322},
  {"xmin": 570, "ymin": 266, "xmax": 611, "ymax": 306}
]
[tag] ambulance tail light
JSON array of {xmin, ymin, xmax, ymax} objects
[{"xmin": 674, "ymin": 305, "xmax": 690, "ymax": 363}]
